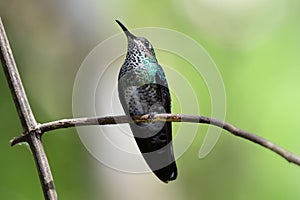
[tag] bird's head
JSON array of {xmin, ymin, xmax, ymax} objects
[{"xmin": 116, "ymin": 20, "xmax": 157, "ymax": 61}]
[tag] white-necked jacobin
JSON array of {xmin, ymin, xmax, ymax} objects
[{"xmin": 116, "ymin": 20, "xmax": 177, "ymax": 183}]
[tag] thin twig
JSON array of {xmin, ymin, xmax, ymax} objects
[
  {"xmin": 0, "ymin": 18, "xmax": 57, "ymax": 200},
  {"xmin": 12, "ymin": 113, "xmax": 300, "ymax": 166}
]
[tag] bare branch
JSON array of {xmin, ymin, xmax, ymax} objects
[
  {"xmin": 0, "ymin": 20, "xmax": 36, "ymax": 131},
  {"xmin": 16, "ymin": 113, "xmax": 299, "ymax": 167},
  {"xmin": 0, "ymin": 18, "xmax": 57, "ymax": 200}
]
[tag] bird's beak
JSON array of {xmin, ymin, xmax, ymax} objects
[{"xmin": 116, "ymin": 20, "xmax": 135, "ymax": 39}]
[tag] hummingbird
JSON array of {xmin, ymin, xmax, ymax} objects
[{"xmin": 116, "ymin": 20, "xmax": 177, "ymax": 183}]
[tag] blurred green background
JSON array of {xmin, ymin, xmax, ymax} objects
[{"xmin": 1, "ymin": 0, "xmax": 300, "ymax": 199}]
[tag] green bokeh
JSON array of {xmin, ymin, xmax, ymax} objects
[{"xmin": 1, "ymin": 0, "xmax": 300, "ymax": 199}]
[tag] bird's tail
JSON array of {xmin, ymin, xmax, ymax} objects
[{"xmin": 130, "ymin": 121, "xmax": 177, "ymax": 183}]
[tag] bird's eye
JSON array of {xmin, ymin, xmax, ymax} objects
[{"xmin": 144, "ymin": 40, "xmax": 150, "ymax": 48}]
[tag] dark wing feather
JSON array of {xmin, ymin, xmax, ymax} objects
[{"xmin": 118, "ymin": 65, "xmax": 177, "ymax": 182}]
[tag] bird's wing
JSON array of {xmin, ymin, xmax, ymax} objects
[{"xmin": 155, "ymin": 65, "xmax": 171, "ymax": 113}]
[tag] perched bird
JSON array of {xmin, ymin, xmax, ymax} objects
[{"xmin": 116, "ymin": 20, "xmax": 177, "ymax": 183}]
